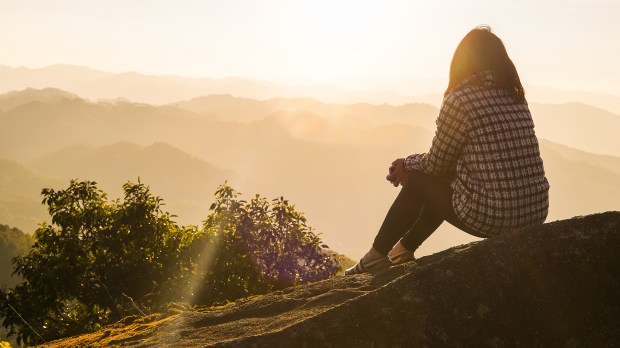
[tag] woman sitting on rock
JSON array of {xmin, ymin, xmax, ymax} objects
[{"xmin": 346, "ymin": 26, "xmax": 550, "ymax": 275}]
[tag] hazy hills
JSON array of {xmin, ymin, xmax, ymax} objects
[
  {"xmin": 0, "ymin": 93, "xmax": 206, "ymax": 161},
  {"xmin": 539, "ymin": 139, "xmax": 620, "ymax": 174},
  {"xmin": 31, "ymin": 142, "xmax": 231, "ymax": 226},
  {"xmin": 0, "ymin": 159, "xmax": 64, "ymax": 231},
  {"xmin": 526, "ymin": 85, "xmax": 620, "ymax": 117},
  {"xmin": 0, "ymin": 64, "xmax": 418, "ymax": 106},
  {"xmin": 1, "ymin": 87, "xmax": 620, "ymax": 257},
  {"xmin": 0, "ymin": 87, "xmax": 79, "ymax": 112},
  {"xmin": 2, "ymin": 64, "xmax": 619, "ymax": 114},
  {"xmin": 174, "ymin": 94, "xmax": 439, "ymax": 127},
  {"xmin": 0, "ymin": 141, "xmax": 231, "ymax": 233},
  {"xmin": 530, "ymin": 102, "xmax": 620, "ymax": 157}
]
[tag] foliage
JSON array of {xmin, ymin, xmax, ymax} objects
[
  {"xmin": 0, "ymin": 180, "xmax": 340, "ymax": 345},
  {"xmin": 194, "ymin": 184, "xmax": 340, "ymax": 305},
  {"xmin": 0, "ymin": 180, "xmax": 200, "ymax": 346},
  {"xmin": 0, "ymin": 225, "xmax": 32, "ymax": 289}
]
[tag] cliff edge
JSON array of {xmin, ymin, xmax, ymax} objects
[{"xmin": 42, "ymin": 212, "xmax": 620, "ymax": 347}]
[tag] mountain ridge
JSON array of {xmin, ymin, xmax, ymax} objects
[{"xmin": 1, "ymin": 64, "xmax": 618, "ymax": 110}]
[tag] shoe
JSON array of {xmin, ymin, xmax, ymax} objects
[
  {"xmin": 388, "ymin": 250, "xmax": 415, "ymax": 265},
  {"xmin": 345, "ymin": 256, "xmax": 390, "ymax": 275},
  {"xmin": 388, "ymin": 241, "xmax": 416, "ymax": 265}
]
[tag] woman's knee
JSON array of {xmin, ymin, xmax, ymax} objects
[{"xmin": 404, "ymin": 171, "xmax": 444, "ymax": 195}]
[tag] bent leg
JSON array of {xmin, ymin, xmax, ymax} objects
[
  {"xmin": 359, "ymin": 170, "xmax": 487, "ymax": 277},
  {"xmin": 399, "ymin": 171, "xmax": 484, "ymax": 252},
  {"xmin": 371, "ymin": 182, "xmax": 424, "ymax": 255}
]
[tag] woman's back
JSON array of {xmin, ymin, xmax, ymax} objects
[{"xmin": 450, "ymin": 70, "xmax": 549, "ymax": 234}]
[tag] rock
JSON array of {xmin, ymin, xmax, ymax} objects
[{"xmin": 42, "ymin": 212, "xmax": 620, "ymax": 347}]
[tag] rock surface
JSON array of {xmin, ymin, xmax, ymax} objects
[{"xmin": 43, "ymin": 212, "xmax": 620, "ymax": 347}]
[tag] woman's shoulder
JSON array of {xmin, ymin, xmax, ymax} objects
[
  {"xmin": 442, "ymin": 84, "xmax": 476, "ymax": 109},
  {"xmin": 446, "ymin": 71, "xmax": 524, "ymax": 108}
]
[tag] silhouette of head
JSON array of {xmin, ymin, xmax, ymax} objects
[{"xmin": 445, "ymin": 25, "xmax": 525, "ymax": 103}]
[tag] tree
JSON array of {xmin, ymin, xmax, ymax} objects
[
  {"xmin": 194, "ymin": 183, "xmax": 340, "ymax": 305},
  {"xmin": 0, "ymin": 180, "xmax": 200, "ymax": 346}
]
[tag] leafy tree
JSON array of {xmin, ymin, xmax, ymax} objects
[
  {"xmin": 194, "ymin": 184, "xmax": 340, "ymax": 305},
  {"xmin": 0, "ymin": 180, "xmax": 200, "ymax": 346}
]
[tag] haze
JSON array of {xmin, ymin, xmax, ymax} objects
[{"xmin": 1, "ymin": 0, "xmax": 619, "ymax": 94}]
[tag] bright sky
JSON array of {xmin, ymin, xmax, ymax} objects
[{"xmin": 1, "ymin": 0, "xmax": 619, "ymax": 95}]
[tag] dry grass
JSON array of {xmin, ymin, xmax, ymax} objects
[{"xmin": 39, "ymin": 313, "xmax": 174, "ymax": 348}]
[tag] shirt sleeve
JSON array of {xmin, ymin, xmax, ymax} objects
[{"xmin": 403, "ymin": 94, "xmax": 468, "ymax": 176}]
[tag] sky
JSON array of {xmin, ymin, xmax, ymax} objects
[{"xmin": 1, "ymin": 0, "xmax": 619, "ymax": 95}]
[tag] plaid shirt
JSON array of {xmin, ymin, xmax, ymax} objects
[{"xmin": 404, "ymin": 71, "xmax": 549, "ymax": 236}]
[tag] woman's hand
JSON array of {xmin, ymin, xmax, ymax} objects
[{"xmin": 386, "ymin": 158, "xmax": 409, "ymax": 187}]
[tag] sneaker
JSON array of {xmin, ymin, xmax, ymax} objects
[
  {"xmin": 388, "ymin": 250, "xmax": 415, "ymax": 265},
  {"xmin": 345, "ymin": 256, "xmax": 390, "ymax": 275},
  {"xmin": 387, "ymin": 241, "xmax": 416, "ymax": 265}
]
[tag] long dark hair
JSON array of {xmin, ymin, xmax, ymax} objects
[{"xmin": 445, "ymin": 26, "xmax": 526, "ymax": 103}]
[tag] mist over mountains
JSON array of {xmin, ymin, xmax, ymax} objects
[
  {"xmin": 0, "ymin": 64, "xmax": 420, "ymax": 106},
  {"xmin": 2, "ymin": 64, "xmax": 619, "ymax": 115},
  {"xmin": 1, "ymin": 83, "xmax": 619, "ymax": 257}
]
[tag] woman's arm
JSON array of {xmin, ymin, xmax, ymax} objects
[{"xmin": 404, "ymin": 94, "xmax": 469, "ymax": 176}]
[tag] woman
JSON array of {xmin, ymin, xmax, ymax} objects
[{"xmin": 346, "ymin": 26, "xmax": 550, "ymax": 275}]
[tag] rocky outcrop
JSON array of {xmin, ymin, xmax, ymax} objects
[{"xmin": 43, "ymin": 212, "xmax": 620, "ymax": 347}]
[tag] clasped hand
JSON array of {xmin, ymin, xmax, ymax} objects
[{"xmin": 386, "ymin": 158, "xmax": 409, "ymax": 187}]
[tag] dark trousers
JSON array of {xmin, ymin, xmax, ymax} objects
[{"xmin": 372, "ymin": 170, "xmax": 484, "ymax": 255}]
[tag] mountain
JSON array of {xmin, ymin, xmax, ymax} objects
[
  {"xmin": 0, "ymin": 159, "xmax": 63, "ymax": 233},
  {"xmin": 0, "ymin": 224, "xmax": 31, "ymax": 288},
  {"xmin": 28, "ymin": 142, "xmax": 234, "ymax": 227},
  {"xmin": 348, "ymin": 87, "xmax": 620, "ymax": 116},
  {"xmin": 530, "ymin": 102, "xmax": 620, "ymax": 157},
  {"xmin": 0, "ymin": 94, "xmax": 206, "ymax": 161},
  {"xmin": 173, "ymin": 94, "xmax": 439, "ymax": 129},
  {"xmin": 0, "ymin": 87, "xmax": 80, "ymax": 112},
  {"xmin": 539, "ymin": 142, "xmax": 620, "ymax": 221},
  {"xmin": 41, "ymin": 212, "xmax": 620, "ymax": 347},
  {"xmin": 2, "ymin": 64, "xmax": 619, "ymax": 110},
  {"xmin": 0, "ymin": 64, "xmax": 422, "ymax": 106},
  {"xmin": 539, "ymin": 139, "xmax": 620, "ymax": 174},
  {"xmin": 527, "ymin": 85, "xmax": 620, "ymax": 116}
]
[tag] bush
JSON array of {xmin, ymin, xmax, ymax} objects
[{"xmin": 194, "ymin": 184, "xmax": 340, "ymax": 305}]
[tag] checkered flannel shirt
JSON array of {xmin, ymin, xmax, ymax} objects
[{"xmin": 404, "ymin": 71, "xmax": 550, "ymax": 236}]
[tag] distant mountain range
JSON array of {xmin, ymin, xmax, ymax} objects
[
  {"xmin": 1, "ymin": 64, "xmax": 619, "ymax": 115},
  {"xmin": 0, "ymin": 64, "xmax": 420, "ymax": 106},
  {"xmin": 1, "ymin": 87, "xmax": 619, "ymax": 257}
]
